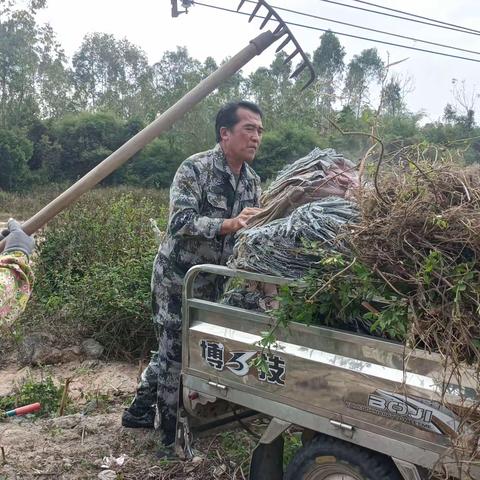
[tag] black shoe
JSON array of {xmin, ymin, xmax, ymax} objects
[{"xmin": 121, "ymin": 407, "xmax": 155, "ymax": 429}]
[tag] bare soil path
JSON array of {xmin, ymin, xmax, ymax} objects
[{"xmin": 0, "ymin": 359, "xmax": 254, "ymax": 480}]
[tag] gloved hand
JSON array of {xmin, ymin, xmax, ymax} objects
[{"xmin": 1, "ymin": 219, "xmax": 35, "ymax": 257}]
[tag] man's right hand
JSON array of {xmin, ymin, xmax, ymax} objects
[{"xmin": 220, "ymin": 207, "xmax": 262, "ymax": 235}]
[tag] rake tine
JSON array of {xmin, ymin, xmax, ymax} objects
[
  {"xmin": 283, "ymin": 48, "xmax": 299, "ymax": 65},
  {"xmin": 290, "ymin": 62, "xmax": 307, "ymax": 79},
  {"xmin": 237, "ymin": 0, "xmax": 247, "ymax": 12},
  {"xmin": 249, "ymin": 2, "xmax": 262, "ymax": 22},
  {"xmin": 260, "ymin": 11, "xmax": 273, "ymax": 29},
  {"xmin": 301, "ymin": 73, "xmax": 316, "ymax": 91},
  {"xmin": 275, "ymin": 36, "xmax": 291, "ymax": 53},
  {"xmin": 238, "ymin": 0, "xmax": 315, "ymax": 90}
]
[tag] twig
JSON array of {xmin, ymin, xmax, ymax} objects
[
  {"xmin": 58, "ymin": 377, "xmax": 71, "ymax": 417},
  {"xmin": 373, "ymin": 266, "xmax": 408, "ymax": 298},
  {"xmin": 308, "ymin": 257, "xmax": 357, "ymax": 301},
  {"xmin": 326, "ymin": 117, "xmax": 387, "ymax": 204}
]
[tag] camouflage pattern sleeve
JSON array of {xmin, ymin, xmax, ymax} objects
[
  {"xmin": 0, "ymin": 252, "xmax": 34, "ymax": 326},
  {"xmin": 254, "ymin": 180, "xmax": 262, "ymax": 208},
  {"xmin": 168, "ymin": 160, "xmax": 224, "ymax": 240}
]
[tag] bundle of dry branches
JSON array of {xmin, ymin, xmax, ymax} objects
[
  {"xmin": 345, "ymin": 151, "xmax": 480, "ymax": 365},
  {"xmin": 323, "ymin": 148, "xmax": 480, "ymax": 469}
]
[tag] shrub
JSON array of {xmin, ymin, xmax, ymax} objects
[
  {"xmin": 0, "ymin": 128, "xmax": 33, "ymax": 191},
  {"xmin": 125, "ymin": 136, "xmax": 184, "ymax": 188},
  {"xmin": 22, "ymin": 187, "xmax": 169, "ymax": 358},
  {"xmin": 52, "ymin": 112, "xmax": 128, "ymax": 182}
]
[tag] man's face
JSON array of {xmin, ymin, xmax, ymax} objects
[{"xmin": 220, "ymin": 107, "xmax": 264, "ymax": 164}]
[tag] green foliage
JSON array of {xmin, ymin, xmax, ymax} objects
[
  {"xmin": 0, "ymin": 183, "xmax": 66, "ymax": 220},
  {"xmin": 81, "ymin": 391, "xmax": 114, "ymax": 414},
  {"xmin": 217, "ymin": 430, "xmax": 254, "ymax": 466},
  {"xmin": 52, "ymin": 111, "xmax": 128, "ymax": 181},
  {"xmin": 0, "ymin": 1, "xmax": 69, "ymax": 128},
  {"xmin": 381, "ymin": 78, "xmax": 405, "ymax": 116},
  {"xmin": 22, "ymin": 188, "xmax": 169, "ymax": 357},
  {"xmin": 344, "ymin": 48, "xmax": 384, "ymax": 116},
  {"xmin": 0, "ymin": 128, "xmax": 33, "ymax": 190},
  {"xmin": 72, "ymin": 33, "xmax": 152, "ymax": 118},
  {"xmin": 125, "ymin": 136, "xmax": 184, "ymax": 188},
  {"xmin": 418, "ymin": 250, "xmax": 477, "ymax": 316},
  {"xmin": 0, "ymin": 8, "xmax": 479, "ymax": 190},
  {"xmin": 313, "ymin": 30, "xmax": 345, "ymax": 113},
  {"xmin": 0, "ymin": 375, "xmax": 62, "ymax": 418},
  {"xmin": 258, "ymin": 251, "xmax": 410, "ymax": 355},
  {"xmin": 283, "ymin": 432, "xmax": 302, "ymax": 469}
]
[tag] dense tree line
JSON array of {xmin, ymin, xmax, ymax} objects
[{"xmin": 0, "ymin": 0, "xmax": 478, "ymax": 191}]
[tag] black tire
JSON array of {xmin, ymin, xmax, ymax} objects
[{"xmin": 284, "ymin": 433, "xmax": 402, "ymax": 480}]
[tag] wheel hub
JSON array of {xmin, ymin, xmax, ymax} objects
[{"xmin": 304, "ymin": 462, "xmax": 364, "ymax": 480}]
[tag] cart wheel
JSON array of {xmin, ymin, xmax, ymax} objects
[{"xmin": 284, "ymin": 434, "xmax": 402, "ymax": 480}]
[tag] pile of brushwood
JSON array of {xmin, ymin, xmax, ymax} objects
[
  {"xmin": 229, "ymin": 145, "xmax": 480, "ymax": 367},
  {"xmin": 274, "ymin": 147, "xmax": 480, "ymax": 366}
]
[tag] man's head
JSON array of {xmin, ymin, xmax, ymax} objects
[{"xmin": 216, "ymin": 101, "xmax": 264, "ymax": 164}]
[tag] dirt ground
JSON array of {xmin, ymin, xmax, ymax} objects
[{"xmin": 0, "ymin": 358, "xmax": 255, "ymax": 480}]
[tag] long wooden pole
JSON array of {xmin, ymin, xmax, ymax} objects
[{"xmin": 0, "ymin": 31, "xmax": 276, "ymax": 252}]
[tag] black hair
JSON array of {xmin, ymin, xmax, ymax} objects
[{"xmin": 215, "ymin": 101, "xmax": 263, "ymax": 142}]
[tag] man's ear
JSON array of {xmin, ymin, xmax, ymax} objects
[{"xmin": 219, "ymin": 126, "xmax": 230, "ymax": 141}]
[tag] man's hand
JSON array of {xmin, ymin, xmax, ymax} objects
[
  {"xmin": 220, "ymin": 207, "xmax": 262, "ymax": 235},
  {"xmin": 2, "ymin": 219, "xmax": 35, "ymax": 257}
]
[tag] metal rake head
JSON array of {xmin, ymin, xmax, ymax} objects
[{"xmin": 237, "ymin": 0, "xmax": 316, "ymax": 90}]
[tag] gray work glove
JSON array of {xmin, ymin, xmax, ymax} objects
[{"xmin": 1, "ymin": 219, "xmax": 35, "ymax": 257}]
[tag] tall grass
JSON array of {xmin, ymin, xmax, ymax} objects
[{"xmin": 15, "ymin": 186, "xmax": 169, "ymax": 358}]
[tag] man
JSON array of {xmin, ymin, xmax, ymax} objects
[
  {"xmin": 122, "ymin": 101, "xmax": 264, "ymax": 445},
  {"xmin": 0, "ymin": 219, "xmax": 36, "ymax": 325}
]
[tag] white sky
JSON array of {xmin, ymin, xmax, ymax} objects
[{"xmin": 37, "ymin": 0, "xmax": 480, "ymax": 122}]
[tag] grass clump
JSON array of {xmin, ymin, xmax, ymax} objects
[{"xmin": 0, "ymin": 375, "xmax": 63, "ymax": 418}]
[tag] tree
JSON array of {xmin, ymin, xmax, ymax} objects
[
  {"xmin": 35, "ymin": 23, "xmax": 73, "ymax": 119},
  {"xmin": 443, "ymin": 79, "xmax": 477, "ymax": 130},
  {"xmin": 381, "ymin": 78, "xmax": 404, "ymax": 116},
  {"xmin": 312, "ymin": 31, "xmax": 345, "ymax": 115},
  {"xmin": 343, "ymin": 48, "xmax": 384, "ymax": 117},
  {"xmin": 72, "ymin": 33, "xmax": 152, "ymax": 118},
  {"xmin": 0, "ymin": 0, "xmax": 70, "ymax": 127},
  {"xmin": 125, "ymin": 136, "xmax": 184, "ymax": 188},
  {"xmin": 150, "ymin": 47, "xmax": 203, "ymax": 114},
  {"xmin": 254, "ymin": 122, "xmax": 323, "ymax": 180},
  {"xmin": 247, "ymin": 52, "xmax": 318, "ymax": 130}
]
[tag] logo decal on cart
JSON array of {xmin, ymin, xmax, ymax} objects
[
  {"xmin": 225, "ymin": 351, "xmax": 257, "ymax": 376},
  {"xmin": 199, "ymin": 339, "xmax": 286, "ymax": 386},
  {"xmin": 368, "ymin": 394, "xmax": 432, "ymax": 423},
  {"xmin": 344, "ymin": 389, "xmax": 456, "ymax": 434},
  {"xmin": 200, "ymin": 339, "xmax": 225, "ymax": 371}
]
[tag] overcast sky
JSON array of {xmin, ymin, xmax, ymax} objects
[{"xmin": 37, "ymin": 0, "xmax": 480, "ymax": 122}]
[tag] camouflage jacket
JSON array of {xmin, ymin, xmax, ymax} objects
[
  {"xmin": 155, "ymin": 143, "xmax": 261, "ymax": 295},
  {"xmin": 0, "ymin": 252, "xmax": 34, "ymax": 326}
]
